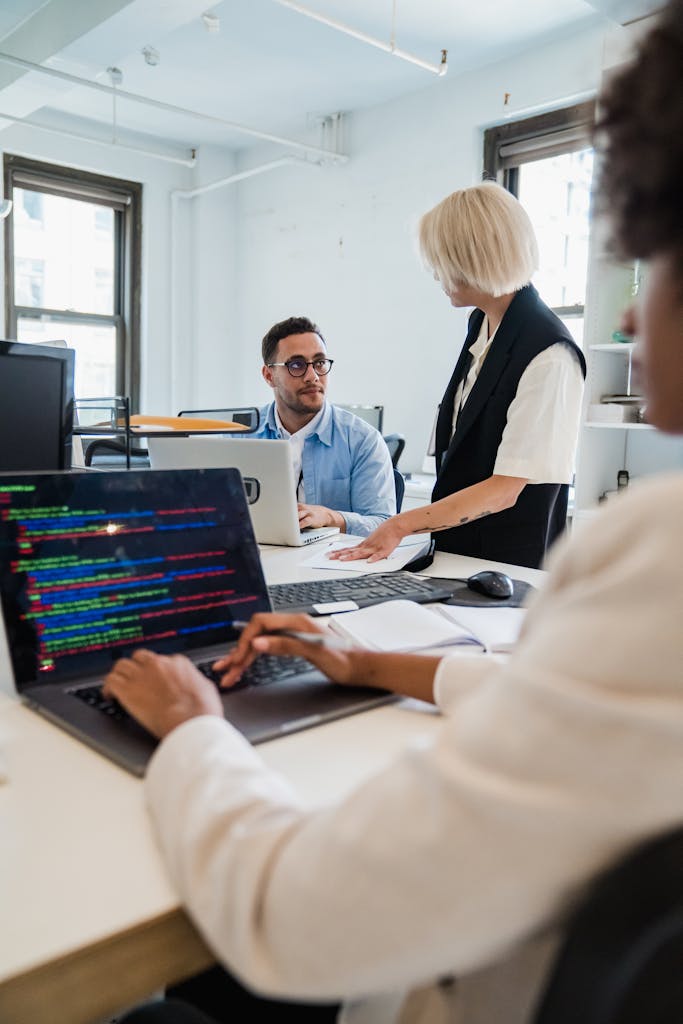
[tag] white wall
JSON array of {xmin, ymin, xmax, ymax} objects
[
  {"xmin": 173, "ymin": 146, "xmax": 238, "ymax": 414},
  {"xmin": 216, "ymin": 20, "xmax": 609, "ymax": 472}
]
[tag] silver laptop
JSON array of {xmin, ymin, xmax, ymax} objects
[
  {"xmin": 0, "ymin": 468, "xmax": 394, "ymax": 776},
  {"xmin": 148, "ymin": 436, "xmax": 339, "ymax": 547}
]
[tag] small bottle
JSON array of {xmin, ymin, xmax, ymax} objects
[{"xmin": 617, "ymin": 470, "xmax": 630, "ymax": 489}]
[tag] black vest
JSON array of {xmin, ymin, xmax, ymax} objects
[{"xmin": 432, "ymin": 284, "xmax": 586, "ymax": 569}]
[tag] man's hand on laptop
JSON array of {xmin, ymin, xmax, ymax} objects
[
  {"xmin": 298, "ymin": 502, "xmax": 345, "ymax": 531},
  {"xmin": 103, "ymin": 650, "xmax": 223, "ymax": 739},
  {"xmin": 214, "ymin": 613, "xmax": 360, "ymax": 689}
]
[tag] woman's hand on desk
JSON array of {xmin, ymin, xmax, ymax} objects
[
  {"xmin": 329, "ymin": 515, "xmax": 409, "ymax": 563},
  {"xmin": 103, "ymin": 650, "xmax": 223, "ymax": 739}
]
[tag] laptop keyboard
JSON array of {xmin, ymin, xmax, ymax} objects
[
  {"xmin": 70, "ymin": 653, "xmax": 318, "ymax": 722},
  {"xmin": 268, "ymin": 571, "xmax": 457, "ymax": 615}
]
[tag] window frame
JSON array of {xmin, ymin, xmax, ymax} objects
[
  {"xmin": 483, "ymin": 101, "xmax": 595, "ymax": 323},
  {"xmin": 3, "ymin": 154, "xmax": 142, "ymax": 408}
]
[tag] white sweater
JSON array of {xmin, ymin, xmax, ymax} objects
[{"xmin": 146, "ymin": 472, "xmax": 683, "ymax": 1023}]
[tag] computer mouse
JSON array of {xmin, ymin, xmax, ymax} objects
[{"xmin": 466, "ymin": 570, "xmax": 514, "ymax": 600}]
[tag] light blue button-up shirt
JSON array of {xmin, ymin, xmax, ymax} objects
[{"xmin": 250, "ymin": 401, "xmax": 395, "ymax": 536}]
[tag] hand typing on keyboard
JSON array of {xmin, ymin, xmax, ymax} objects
[
  {"xmin": 213, "ymin": 613, "xmax": 362, "ymax": 691},
  {"xmin": 214, "ymin": 613, "xmax": 440, "ymax": 706},
  {"xmin": 103, "ymin": 649, "xmax": 223, "ymax": 740}
]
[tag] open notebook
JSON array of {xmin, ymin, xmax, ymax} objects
[{"xmin": 327, "ymin": 599, "xmax": 526, "ymax": 654}]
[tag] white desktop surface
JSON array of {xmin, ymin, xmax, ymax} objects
[{"xmin": 0, "ymin": 547, "xmax": 543, "ymax": 1024}]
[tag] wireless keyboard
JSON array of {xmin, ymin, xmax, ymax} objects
[{"xmin": 268, "ymin": 571, "xmax": 457, "ymax": 616}]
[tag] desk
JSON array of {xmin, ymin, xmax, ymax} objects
[{"xmin": 0, "ymin": 550, "xmax": 543, "ymax": 1024}]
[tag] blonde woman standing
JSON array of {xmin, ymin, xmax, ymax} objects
[{"xmin": 333, "ymin": 181, "xmax": 586, "ymax": 569}]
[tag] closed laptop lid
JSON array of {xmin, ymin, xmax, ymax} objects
[{"xmin": 0, "ymin": 468, "xmax": 271, "ymax": 690}]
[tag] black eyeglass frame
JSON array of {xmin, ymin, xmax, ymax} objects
[{"xmin": 266, "ymin": 357, "xmax": 334, "ymax": 378}]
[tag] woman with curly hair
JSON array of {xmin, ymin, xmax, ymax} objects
[{"xmin": 113, "ymin": 5, "xmax": 683, "ymax": 1023}]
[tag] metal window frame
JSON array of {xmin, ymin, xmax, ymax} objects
[
  {"xmin": 3, "ymin": 154, "xmax": 142, "ymax": 409},
  {"xmin": 483, "ymin": 101, "xmax": 595, "ymax": 323}
]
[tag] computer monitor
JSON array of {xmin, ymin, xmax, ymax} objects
[
  {"xmin": 0, "ymin": 340, "xmax": 75, "ymax": 471},
  {"xmin": 337, "ymin": 404, "xmax": 384, "ymax": 432}
]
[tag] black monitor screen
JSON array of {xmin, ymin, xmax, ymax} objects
[{"xmin": 0, "ymin": 340, "xmax": 75, "ymax": 471}]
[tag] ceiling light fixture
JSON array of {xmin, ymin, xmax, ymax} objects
[
  {"xmin": 273, "ymin": 0, "xmax": 447, "ymax": 76},
  {"xmin": 202, "ymin": 11, "xmax": 220, "ymax": 33},
  {"xmin": 142, "ymin": 45, "xmax": 160, "ymax": 66}
]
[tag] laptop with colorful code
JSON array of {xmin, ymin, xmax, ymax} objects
[{"xmin": 0, "ymin": 469, "xmax": 393, "ymax": 775}]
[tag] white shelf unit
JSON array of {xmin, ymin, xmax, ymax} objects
[{"xmin": 574, "ymin": 251, "xmax": 683, "ymax": 513}]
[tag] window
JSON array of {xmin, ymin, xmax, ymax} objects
[
  {"xmin": 15, "ymin": 257, "xmax": 45, "ymax": 307},
  {"xmin": 483, "ymin": 101, "xmax": 595, "ymax": 346},
  {"xmin": 4, "ymin": 155, "xmax": 141, "ymax": 405},
  {"xmin": 19, "ymin": 188, "xmax": 44, "ymax": 224}
]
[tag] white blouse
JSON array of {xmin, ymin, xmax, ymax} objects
[
  {"xmin": 450, "ymin": 317, "xmax": 584, "ymax": 484},
  {"xmin": 145, "ymin": 473, "xmax": 683, "ymax": 1024}
]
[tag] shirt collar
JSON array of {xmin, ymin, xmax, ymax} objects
[
  {"xmin": 271, "ymin": 402, "xmax": 330, "ymax": 444},
  {"xmin": 469, "ymin": 316, "xmax": 501, "ymax": 363}
]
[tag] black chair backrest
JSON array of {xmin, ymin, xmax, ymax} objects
[
  {"xmin": 84, "ymin": 438, "xmax": 150, "ymax": 467},
  {"xmin": 533, "ymin": 825, "xmax": 683, "ymax": 1024},
  {"xmin": 383, "ymin": 433, "xmax": 405, "ymax": 469},
  {"xmin": 393, "ymin": 468, "xmax": 405, "ymax": 513}
]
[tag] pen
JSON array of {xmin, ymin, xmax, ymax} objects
[{"xmin": 231, "ymin": 620, "xmax": 351, "ymax": 651}]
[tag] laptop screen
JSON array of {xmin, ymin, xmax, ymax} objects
[{"xmin": 0, "ymin": 468, "xmax": 271, "ymax": 689}]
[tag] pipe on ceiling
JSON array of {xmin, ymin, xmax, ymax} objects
[
  {"xmin": 0, "ymin": 50, "xmax": 349, "ymax": 164},
  {"xmin": 0, "ymin": 109, "xmax": 197, "ymax": 166},
  {"xmin": 272, "ymin": 0, "xmax": 448, "ymax": 76}
]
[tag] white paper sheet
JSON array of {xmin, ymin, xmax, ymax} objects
[{"xmin": 300, "ymin": 533, "xmax": 432, "ymax": 573}]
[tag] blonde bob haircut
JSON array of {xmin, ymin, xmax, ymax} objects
[{"xmin": 418, "ymin": 181, "xmax": 539, "ymax": 297}]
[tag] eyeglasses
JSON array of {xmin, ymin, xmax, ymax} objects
[{"xmin": 267, "ymin": 357, "xmax": 334, "ymax": 377}]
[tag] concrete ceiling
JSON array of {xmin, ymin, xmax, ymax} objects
[{"xmin": 0, "ymin": 0, "xmax": 655, "ymax": 162}]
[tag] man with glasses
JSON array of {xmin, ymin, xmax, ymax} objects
[{"xmin": 252, "ymin": 316, "xmax": 395, "ymax": 536}]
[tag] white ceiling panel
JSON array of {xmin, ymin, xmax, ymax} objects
[{"xmin": 0, "ymin": 0, "xmax": 610, "ymax": 156}]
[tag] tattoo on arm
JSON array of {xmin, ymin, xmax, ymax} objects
[
  {"xmin": 421, "ymin": 508, "xmax": 495, "ymax": 534},
  {"xmin": 428, "ymin": 509, "xmax": 494, "ymax": 532}
]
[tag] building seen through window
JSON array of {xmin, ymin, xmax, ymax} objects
[
  {"xmin": 516, "ymin": 148, "xmax": 593, "ymax": 347},
  {"xmin": 4, "ymin": 155, "xmax": 141, "ymax": 406},
  {"xmin": 484, "ymin": 101, "xmax": 595, "ymax": 348}
]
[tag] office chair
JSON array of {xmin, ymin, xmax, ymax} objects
[
  {"xmin": 84, "ymin": 437, "xmax": 150, "ymax": 468},
  {"xmin": 83, "ymin": 407, "xmax": 260, "ymax": 468},
  {"xmin": 532, "ymin": 824, "xmax": 683, "ymax": 1024},
  {"xmin": 393, "ymin": 468, "xmax": 405, "ymax": 512},
  {"xmin": 178, "ymin": 407, "xmax": 260, "ymax": 431},
  {"xmin": 383, "ymin": 433, "xmax": 405, "ymax": 469}
]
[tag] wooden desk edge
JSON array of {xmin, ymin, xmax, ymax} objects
[{"xmin": 0, "ymin": 908, "xmax": 215, "ymax": 1024}]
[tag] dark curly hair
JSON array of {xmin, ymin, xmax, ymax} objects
[
  {"xmin": 261, "ymin": 316, "xmax": 325, "ymax": 365},
  {"xmin": 594, "ymin": 0, "xmax": 683, "ymax": 264}
]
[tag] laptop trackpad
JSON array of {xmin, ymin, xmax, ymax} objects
[{"xmin": 222, "ymin": 676, "xmax": 394, "ymax": 744}]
